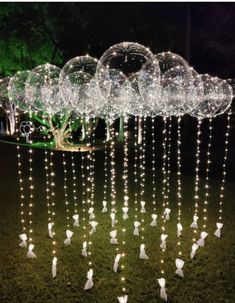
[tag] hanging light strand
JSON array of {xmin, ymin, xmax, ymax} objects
[
  {"xmin": 62, "ymin": 151, "xmax": 70, "ymax": 228},
  {"xmin": 103, "ymin": 123, "xmax": 109, "ymax": 207},
  {"xmin": 120, "ymin": 116, "xmax": 129, "ymax": 294},
  {"xmin": 202, "ymin": 118, "xmax": 213, "ymax": 229},
  {"xmin": 140, "ymin": 116, "xmax": 146, "ymax": 240},
  {"xmin": 160, "ymin": 116, "xmax": 168, "ymax": 276},
  {"xmin": 16, "ymin": 113, "xmax": 27, "ymax": 233},
  {"xmin": 192, "ymin": 118, "xmax": 202, "ymax": 242},
  {"xmin": 134, "ymin": 116, "xmax": 139, "ymax": 219},
  {"xmin": 161, "ymin": 116, "xmax": 168, "ymax": 218},
  {"xmin": 176, "ymin": 116, "xmax": 182, "ymax": 256},
  {"xmin": 218, "ymin": 110, "xmax": 232, "ymax": 223},
  {"xmin": 28, "ymin": 112, "xmax": 34, "ymax": 244},
  {"xmin": 151, "ymin": 117, "xmax": 156, "ymax": 213},
  {"xmin": 165, "ymin": 116, "xmax": 172, "ymax": 209}
]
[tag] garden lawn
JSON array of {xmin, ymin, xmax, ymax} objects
[{"xmin": 0, "ymin": 142, "xmax": 234, "ymax": 303}]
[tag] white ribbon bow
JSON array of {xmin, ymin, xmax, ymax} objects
[
  {"xmin": 190, "ymin": 215, "xmax": 199, "ymax": 229},
  {"xmin": 89, "ymin": 221, "xmax": 98, "ymax": 234},
  {"xmin": 190, "ymin": 243, "xmax": 199, "ymax": 259},
  {"xmin": 124, "ymin": 195, "xmax": 129, "ymax": 207},
  {"xmin": 52, "ymin": 256, "xmax": 57, "ymax": 278},
  {"xmin": 122, "ymin": 207, "xmax": 129, "ymax": 220},
  {"xmin": 150, "ymin": 214, "xmax": 158, "ymax": 227},
  {"xmin": 117, "ymin": 295, "xmax": 128, "ymax": 303},
  {"xmin": 175, "ymin": 258, "xmax": 184, "ymax": 278},
  {"xmin": 110, "ymin": 230, "xmax": 118, "ymax": 244},
  {"xmin": 139, "ymin": 244, "xmax": 149, "ymax": 260},
  {"xmin": 72, "ymin": 214, "xmax": 79, "ymax": 227},
  {"xmin": 177, "ymin": 223, "xmax": 183, "ymax": 237},
  {"xmin": 84, "ymin": 269, "xmax": 94, "ymax": 290},
  {"xmin": 158, "ymin": 278, "xmax": 167, "ymax": 302},
  {"xmin": 214, "ymin": 222, "xmax": 223, "ymax": 238},
  {"xmin": 113, "ymin": 253, "xmax": 122, "ymax": 273},
  {"xmin": 160, "ymin": 234, "xmax": 168, "ymax": 251},
  {"xmin": 27, "ymin": 244, "xmax": 37, "ymax": 259},
  {"xmin": 133, "ymin": 221, "xmax": 141, "ymax": 236},
  {"xmin": 48, "ymin": 223, "xmax": 53, "ymax": 238},
  {"xmin": 88, "ymin": 207, "xmax": 95, "ymax": 220},
  {"xmin": 197, "ymin": 231, "xmax": 208, "ymax": 247},
  {"xmin": 19, "ymin": 233, "xmax": 27, "ymax": 248},
  {"xmin": 81, "ymin": 241, "xmax": 88, "ymax": 257},
  {"xmin": 140, "ymin": 201, "xmax": 146, "ymax": 213},
  {"xmin": 110, "ymin": 212, "xmax": 116, "ymax": 227},
  {"xmin": 164, "ymin": 208, "xmax": 171, "ymax": 220},
  {"xmin": 101, "ymin": 201, "xmax": 108, "ymax": 213},
  {"xmin": 64, "ymin": 229, "xmax": 73, "ymax": 246}
]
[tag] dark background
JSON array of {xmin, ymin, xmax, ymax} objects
[{"xmin": 0, "ymin": 2, "xmax": 235, "ymax": 79}]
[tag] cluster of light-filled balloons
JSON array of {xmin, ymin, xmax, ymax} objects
[{"xmin": 6, "ymin": 42, "xmax": 233, "ymax": 120}]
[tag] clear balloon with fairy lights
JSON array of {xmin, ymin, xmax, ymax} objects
[
  {"xmin": 96, "ymin": 41, "xmax": 160, "ymax": 117},
  {"xmin": 25, "ymin": 63, "xmax": 62, "ymax": 114},
  {"xmin": 59, "ymin": 55, "xmax": 103, "ymax": 117},
  {"xmin": 8, "ymin": 70, "xmax": 32, "ymax": 112}
]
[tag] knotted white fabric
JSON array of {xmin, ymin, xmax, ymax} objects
[
  {"xmin": 158, "ymin": 278, "xmax": 167, "ymax": 302},
  {"xmin": 177, "ymin": 223, "xmax": 183, "ymax": 237},
  {"xmin": 101, "ymin": 201, "xmax": 108, "ymax": 213},
  {"xmin": 160, "ymin": 234, "xmax": 168, "ymax": 251},
  {"xmin": 122, "ymin": 207, "xmax": 129, "ymax": 220},
  {"xmin": 197, "ymin": 231, "xmax": 208, "ymax": 247},
  {"xmin": 133, "ymin": 221, "xmax": 141, "ymax": 236},
  {"xmin": 81, "ymin": 241, "xmax": 88, "ymax": 257},
  {"xmin": 139, "ymin": 244, "xmax": 149, "ymax": 260},
  {"xmin": 110, "ymin": 212, "xmax": 116, "ymax": 227},
  {"xmin": 190, "ymin": 243, "xmax": 199, "ymax": 260},
  {"xmin": 27, "ymin": 244, "xmax": 37, "ymax": 259},
  {"xmin": 124, "ymin": 195, "xmax": 129, "ymax": 207},
  {"xmin": 110, "ymin": 230, "xmax": 118, "ymax": 244},
  {"xmin": 140, "ymin": 201, "xmax": 146, "ymax": 213},
  {"xmin": 117, "ymin": 295, "xmax": 128, "ymax": 303},
  {"xmin": 52, "ymin": 256, "xmax": 57, "ymax": 278},
  {"xmin": 190, "ymin": 215, "xmax": 199, "ymax": 229},
  {"xmin": 214, "ymin": 222, "xmax": 223, "ymax": 238},
  {"xmin": 89, "ymin": 221, "xmax": 98, "ymax": 234},
  {"xmin": 164, "ymin": 208, "xmax": 171, "ymax": 220},
  {"xmin": 175, "ymin": 258, "xmax": 184, "ymax": 278},
  {"xmin": 88, "ymin": 207, "xmax": 95, "ymax": 220},
  {"xmin": 19, "ymin": 233, "xmax": 27, "ymax": 248},
  {"xmin": 72, "ymin": 214, "xmax": 79, "ymax": 227},
  {"xmin": 84, "ymin": 269, "xmax": 94, "ymax": 290},
  {"xmin": 48, "ymin": 223, "xmax": 53, "ymax": 238},
  {"xmin": 150, "ymin": 214, "xmax": 158, "ymax": 227},
  {"xmin": 113, "ymin": 253, "xmax": 122, "ymax": 273},
  {"xmin": 64, "ymin": 229, "xmax": 73, "ymax": 246}
]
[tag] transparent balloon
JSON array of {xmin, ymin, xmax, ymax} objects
[
  {"xmin": 25, "ymin": 63, "xmax": 62, "ymax": 114},
  {"xmin": 8, "ymin": 71, "xmax": 31, "ymax": 112},
  {"xmin": 190, "ymin": 74, "xmax": 224, "ymax": 119},
  {"xmin": 96, "ymin": 42, "xmax": 160, "ymax": 117},
  {"xmin": 59, "ymin": 55, "xmax": 103, "ymax": 117}
]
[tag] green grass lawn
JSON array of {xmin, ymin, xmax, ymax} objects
[{"xmin": 0, "ymin": 142, "xmax": 234, "ymax": 303}]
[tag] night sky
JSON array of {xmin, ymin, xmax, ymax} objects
[{"xmin": 0, "ymin": 2, "xmax": 235, "ymax": 79}]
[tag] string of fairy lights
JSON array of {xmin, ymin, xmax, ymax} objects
[
  {"xmin": 139, "ymin": 116, "xmax": 147, "ymax": 241},
  {"xmin": 202, "ymin": 118, "xmax": 213, "ymax": 230},
  {"xmin": 62, "ymin": 152, "xmax": 70, "ymax": 229},
  {"xmin": 151, "ymin": 117, "xmax": 157, "ymax": 214},
  {"xmin": 165, "ymin": 116, "xmax": 172, "ymax": 210},
  {"xmin": 216, "ymin": 110, "xmax": 232, "ymax": 233},
  {"xmin": 191, "ymin": 118, "xmax": 202, "ymax": 241},
  {"xmin": 134, "ymin": 116, "xmax": 139, "ymax": 220}
]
